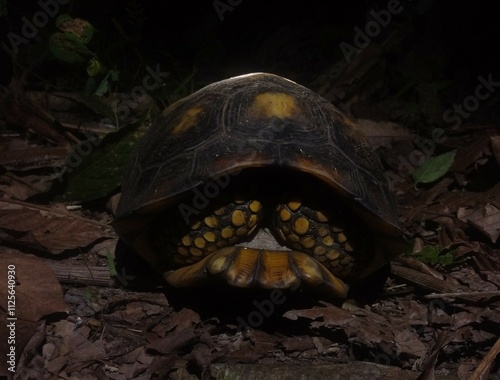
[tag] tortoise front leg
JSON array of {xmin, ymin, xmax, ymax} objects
[
  {"xmin": 151, "ymin": 197, "xmax": 263, "ymax": 267},
  {"xmin": 272, "ymin": 199, "xmax": 367, "ymax": 278}
]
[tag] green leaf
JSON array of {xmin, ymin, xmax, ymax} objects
[
  {"xmin": 57, "ymin": 125, "xmax": 146, "ymax": 202},
  {"xmin": 49, "ymin": 32, "xmax": 90, "ymax": 63},
  {"xmin": 86, "ymin": 58, "xmax": 103, "ymax": 77},
  {"xmin": 94, "ymin": 74, "xmax": 110, "ymax": 97},
  {"xmin": 49, "ymin": 33, "xmax": 83, "ymax": 62},
  {"xmin": 63, "ymin": 32, "xmax": 91, "ymax": 51},
  {"xmin": 92, "ymin": 69, "xmax": 119, "ymax": 97},
  {"xmin": 412, "ymin": 150, "xmax": 457, "ymax": 185},
  {"xmin": 109, "ymin": 69, "xmax": 120, "ymax": 82}
]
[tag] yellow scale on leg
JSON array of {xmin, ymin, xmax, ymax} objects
[
  {"xmin": 273, "ymin": 200, "xmax": 359, "ymax": 278},
  {"xmin": 156, "ymin": 198, "xmax": 263, "ymax": 266},
  {"xmin": 154, "ymin": 195, "xmax": 360, "ymax": 297}
]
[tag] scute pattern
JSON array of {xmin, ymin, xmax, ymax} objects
[
  {"xmin": 114, "ymin": 72, "xmax": 406, "ymax": 294},
  {"xmin": 116, "ymin": 73, "xmax": 396, "ymax": 227}
]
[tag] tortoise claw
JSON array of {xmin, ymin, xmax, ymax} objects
[{"xmin": 163, "ymin": 247, "xmax": 349, "ymax": 297}]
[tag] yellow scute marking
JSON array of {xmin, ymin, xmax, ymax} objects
[
  {"xmin": 249, "ymin": 92, "xmax": 298, "ymax": 119},
  {"xmin": 171, "ymin": 107, "xmax": 204, "ymax": 134},
  {"xmin": 342, "ymin": 114, "xmax": 358, "ymax": 129}
]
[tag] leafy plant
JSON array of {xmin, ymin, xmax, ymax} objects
[
  {"xmin": 49, "ymin": 14, "xmax": 94, "ymax": 62},
  {"xmin": 49, "ymin": 14, "xmax": 119, "ymax": 96},
  {"xmin": 58, "ymin": 123, "xmax": 147, "ymax": 202},
  {"xmin": 412, "ymin": 150, "xmax": 457, "ymax": 186},
  {"xmin": 406, "ymin": 245, "xmax": 469, "ymax": 269}
]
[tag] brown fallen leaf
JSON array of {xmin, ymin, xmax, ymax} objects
[
  {"xmin": 4, "ymin": 91, "xmax": 67, "ymax": 144},
  {"xmin": 394, "ymin": 329, "xmax": 428, "ymax": 358},
  {"xmin": 0, "ymin": 137, "xmax": 67, "ymax": 171},
  {"xmin": 150, "ymin": 308, "xmax": 201, "ymax": 339},
  {"xmin": 46, "ymin": 320, "xmax": 106, "ymax": 375},
  {"xmin": 147, "ymin": 308, "xmax": 203, "ymax": 354},
  {"xmin": 449, "ymin": 136, "xmax": 491, "ymax": 173},
  {"xmin": 416, "ymin": 327, "xmax": 469, "ymax": 380},
  {"xmin": 341, "ymin": 304, "xmax": 394, "ymax": 348},
  {"xmin": 284, "ymin": 303, "xmax": 396, "ymax": 350},
  {"xmin": 149, "ymin": 327, "xmax": 198, "ymax": 354},
  {"xmin": 0, "ymin": 250, "xmax": 68, "ymax": 375},
  {"xmin": 282, "ymin": 304, "xmax": 353, "ymax": 326},
  {"xmin": 390, "ymin": 262, "xmax": 491, "ymax": 303},
  {"xmin": 192, "ymin": 339, "xmax": 230, "ymax": 372},
  {"xmin": 0, "ymin": 249, "xmax": 68, "ymax": 321},
  {"xmin": 356, "ymin": 119, "xmax": 414, "ymax": 149},
  {"xmin": 395, "ymin": 256, "xmax": 456, "ymax": 283},
  {"xmin": 15, "ymin": 320, "xmax": 48, "ymax": 377},
  {"xmin": 458, "ymin": 203, "xmax": 500, "ymax": 243},
  {"xmin": 0, "ymin": 172, "xmax": 54, "ymax": 200},
  {"xmin": 225, "ymin": 339, "xmax": 263, "ymax": 363},
  {"xmin": 0, "ymin": 198, "xmax": 115, "ymax": 254},
  {"xmin": 469, "ymin": 336, "xmax": 500, "ymax": 380},
  {"xmin": 281, "ymin": 335, "xmax": 315, "ymax": 352}
]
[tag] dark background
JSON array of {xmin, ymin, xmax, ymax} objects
[{"xmin": 1, "ymin": 0, "xmax": 500, "ymax": 125}]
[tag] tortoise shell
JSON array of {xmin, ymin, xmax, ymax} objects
[{"xmin": 113, "ymin": 73, "xmax": 406, "ymax": 297}]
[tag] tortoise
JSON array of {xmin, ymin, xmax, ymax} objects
[{"xmin": 113, "ymin": 72, "xmax": 406, "ymax": 298}]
